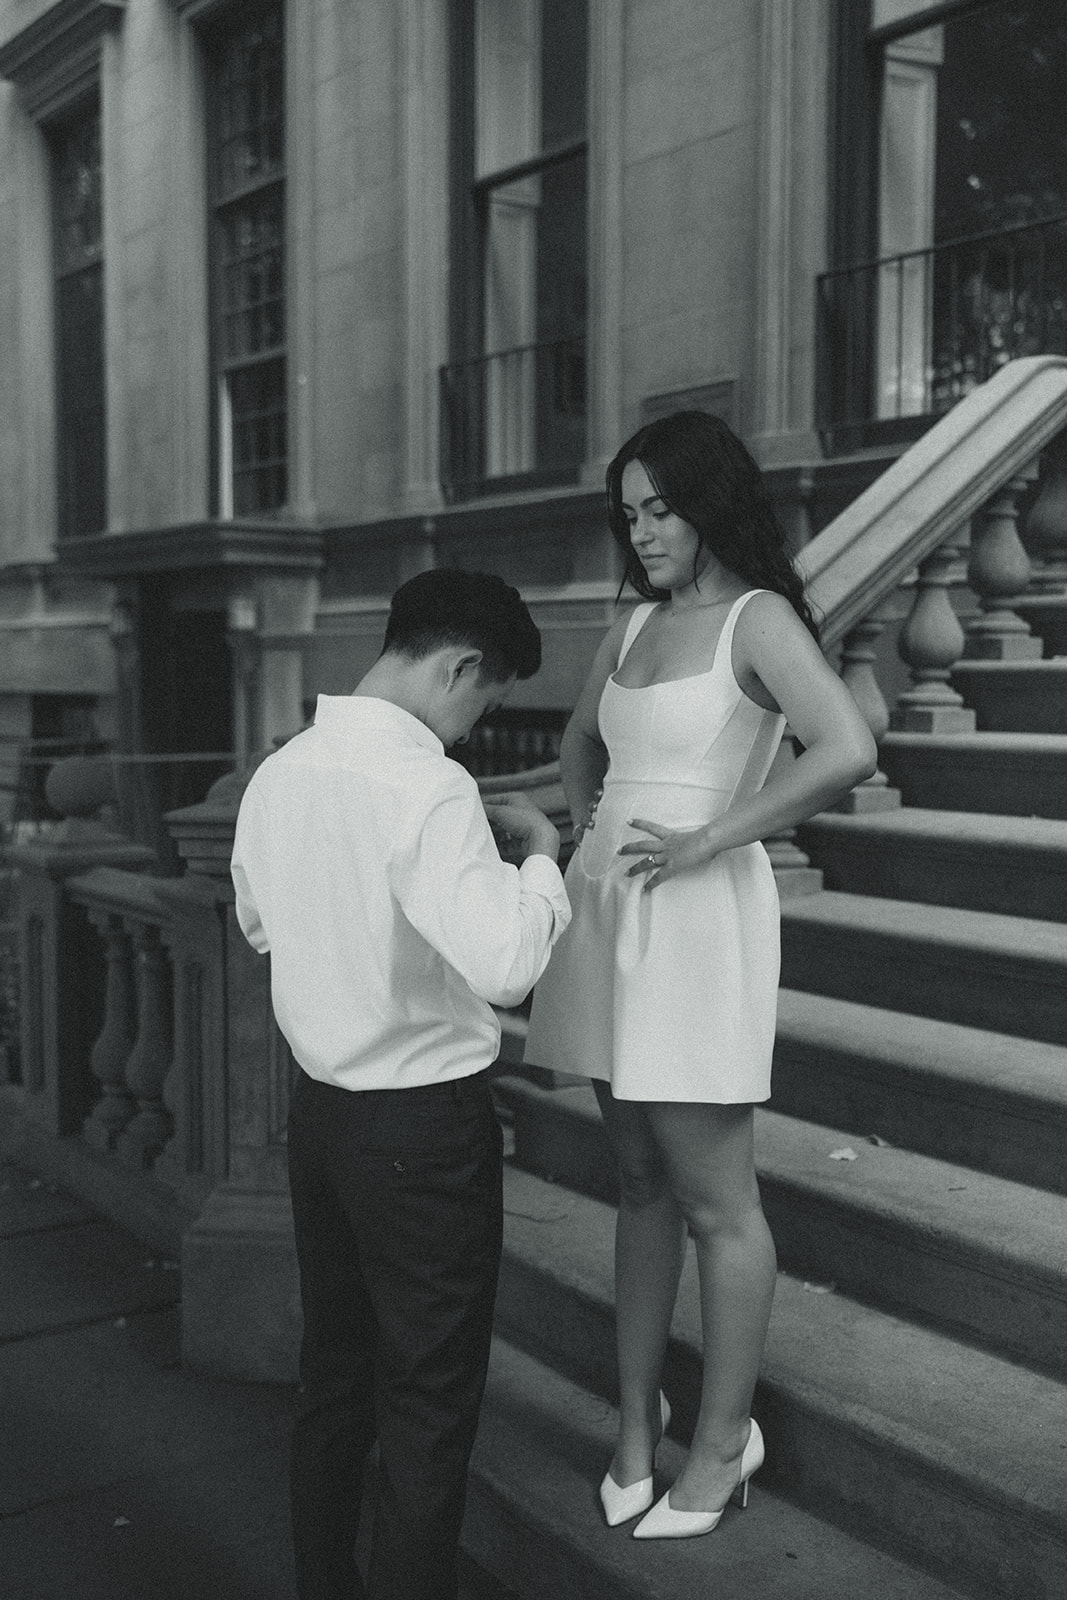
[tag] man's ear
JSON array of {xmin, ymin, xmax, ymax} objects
[{"xmin": 445, "ymin": 648, "xmax": 484, "ymax": 689}]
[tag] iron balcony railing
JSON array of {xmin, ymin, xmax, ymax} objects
[
  {"xmin": 439, "ymin": 335, "xmax": 586, "ymax": 501},
  {"xmin": 817, "ymin": 211, "xmax": 1067, "ymax": 452}
]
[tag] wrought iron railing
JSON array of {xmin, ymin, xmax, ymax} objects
[
  {"xmin": 452, "ymin": 708, "xmax": 568, "ymax": 779},
  {"xmin": 817, "ymin": 212, "xmax": 1067, "ymax": 452},
  {"xmin": 439, "ymin": 335, "xmax": 586, "ymax": 501}
]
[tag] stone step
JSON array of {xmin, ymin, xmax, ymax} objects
[
  {"xmin": 798, "ymin": 807, "xmax": 1067, "ymax": 922},
  {"xmin": 779, "ymin": 892, "xmax": 1067, "ymax": 1044},
  {"xmin": 465, "ymin": 1335, "xmax": 967, "ymax": 1600},
  {"xmin": 495, "ymin": 1164, "xmax": 1067, "ymax": 1600},
  {"xmin": 880, "ymin": 731, "xmax": 1067, "ymax": 818},
  {"xmin": 771, "ymin": 990, "xmax": 1067, "ymax": 1196},
  {"xmin": 494, "ymin": 1077, "xmax": 1067, "ymax": 1379},
  {"xmin": 951, "ymin": 659, "xmax": 1067, "ymax": 733}
]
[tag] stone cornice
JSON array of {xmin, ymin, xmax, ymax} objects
[
  {"xmin": 0, "ymin": 1, "xmax": 126, "ymax": 120},
  {"xmin": 53, "ymin": 520, "xmax": 324, "ymax": 578},
  {"xmin": 166, "ymin": 0, "xmax": 254, "ymax": 23},
  {"xmin": 324, "ymin": 487, "xmax": 607, "ymax": 559}
]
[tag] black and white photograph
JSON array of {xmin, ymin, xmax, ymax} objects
[{"xmin": 0, "ymin": 2, "xmax": 1065, "ymax": 1597}]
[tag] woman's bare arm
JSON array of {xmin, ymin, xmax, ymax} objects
[{"xmin": 559, "ymin": 612, "xmax": 632, "ymax": 832}]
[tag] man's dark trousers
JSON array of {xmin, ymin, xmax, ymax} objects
[{"xmin": 287, "ymin": 1069, "xmax": 503, "ymax": 1600}]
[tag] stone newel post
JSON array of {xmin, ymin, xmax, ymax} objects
[{"xmin": 165, "ymin": 769, "xmax": 301, "ymax": 1383}]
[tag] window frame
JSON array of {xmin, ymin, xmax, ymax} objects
[
  {"xmin": 203, "ymin": 0, "xmax": 288, "ymax": 520},
  {"xmin": 49, "ymin": 96, "xmax": 107, "ymax": 541},
  {"xmin": 443, "ymin": 0, "xmax": 589, "ymax": 500}
]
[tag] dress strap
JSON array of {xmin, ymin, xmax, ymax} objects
[
  {"xmin": 616, "ymin": 602, "xmax": 657, "ymax": 668},
  {"xmin": 717, "ymin": 589, "xmax": 768, "ymax": 677}
]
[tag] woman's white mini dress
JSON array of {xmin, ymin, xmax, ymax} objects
[{"xmin": 524, "ymin": 590, "xmax": 786, "ymax": 1103}]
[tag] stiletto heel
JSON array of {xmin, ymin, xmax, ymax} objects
[
  {"xmin": 599, "ymin": 1392, "xmax": 671, "ymax": 1527},
  {"xmin": 632, "ymin": 1417, "xmax": 763, "ymax": 1540}
]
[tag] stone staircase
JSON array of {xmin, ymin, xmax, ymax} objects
[{"xmin": 458, "ymin": 618, "xmax": 1067, "ymax": 1597}]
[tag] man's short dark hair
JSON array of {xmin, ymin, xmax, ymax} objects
[{"xmin": 382, "ymin": 568, "xmax": 541, "ymax": 681}]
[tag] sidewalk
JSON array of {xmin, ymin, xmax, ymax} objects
[{"xmin": 0, "ymin": 1158, "xmax": 511, "ymax": 1600}]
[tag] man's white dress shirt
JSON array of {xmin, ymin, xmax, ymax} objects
[{"xmin": 231, "ymin": 694, "xmax": 570, "ymax": 1091}]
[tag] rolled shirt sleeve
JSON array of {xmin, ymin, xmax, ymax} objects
[
  {"xmin": 231, "ymin": 800, "xmax": 271, "ymax": 954},
  {"xmin": 392, "ymin": 777, "xmax": 570, "ymax": 1010}
]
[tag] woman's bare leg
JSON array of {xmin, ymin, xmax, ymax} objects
[
  {"xmin": 594, "ymin": 1081, "xmax": 688, "ymax": 1487},
  {"xmin": 647, "ymin": 1100, "xmax": 776, "ymax": 1511}
]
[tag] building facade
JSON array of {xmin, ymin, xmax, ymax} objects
[{"xmin": 1, "ymin": 0, "xmax": 1064, "ymax": 784}]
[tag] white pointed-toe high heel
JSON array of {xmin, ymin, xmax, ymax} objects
[
  {"xmin": 599, "ymin": 1392, "xmax": 672, "ymax": 1527},
  {"xmin": 632, "ymin": 1417, "xmax": 764, "ymax": 1540}
]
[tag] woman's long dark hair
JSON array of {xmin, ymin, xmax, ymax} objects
[{"xmin": 606, "ymin": 410, "xmax": 820, "ymax": 642}]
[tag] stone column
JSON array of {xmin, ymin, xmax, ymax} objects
[
  {"xmin": 580, "ymin": 0, "xmax": 626, "ymax": 482},
  {"xmin": 399, "ymin": 0, "xmax": 449, "ymax": 513},
  {"xmin": 167, "ymin": 774, "xmax": 301, "ymax": 1383}
]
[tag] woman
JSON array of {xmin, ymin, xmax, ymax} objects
[{"xmin": 524, "ymin": 410, "xmax": 875, "ymax": 1540}]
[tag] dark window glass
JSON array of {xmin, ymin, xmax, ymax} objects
[
  {"xmin": 443, "ymin": 0, "xmax": 588, "ymax": 498},
  {"xmin": 932, "ymin": 0, "xmax": 1067, "ymax": 240},
  {"xmin": 209, "ymin": 4, "xmax": 286, "ymax": 515},
  {"xmin": 51, "ymin": 106, "xmax": 105, "ymax": 539}
]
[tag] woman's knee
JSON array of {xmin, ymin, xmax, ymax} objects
[
  {"xmin": 616, "ymin": 1154, "xmax": 670, "ymax": 1208},
  {"xmin": 676, "ymin": 1182, "xmax": 765, "ymax": 1244}
]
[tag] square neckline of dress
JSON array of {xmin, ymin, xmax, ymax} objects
[{"xmin": 607, "ymin": 590, "xmax": 756, "ymax": 693}]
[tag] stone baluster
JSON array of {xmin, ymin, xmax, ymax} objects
[
  {"xmin": 832, "ymin": 602, "xmax": 901, "ymax": 812},
  {"xmin": 83, "ymin": 913, "xmax": 138, "ymax": 1150},
  {"xmin": 890, "ymin": 529, "xmax": 977, "ymax": 733},
  {"xmin": 116, "ymin": 920, "xmax": 174, "ymax": 1168},
  {"xmin": 963, "ymin": 466, "xmax": 1042, "ymax": 660},
  {"xmin": 1027, "ymin": 454, "xmax": 1067, "ymax": 595},
  {"xmin": 1015, "ymin": 446, "xmax": 1067, "ymax": 657},
  {"xmin": 762, "ymin": 732, "xmax": 823, "ymax": 897}
]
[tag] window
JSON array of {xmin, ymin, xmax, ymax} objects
[
  {"xmin": 820, "ymin": 0, "xmax": 1067, "ymax": 447},
  {"xmin": 51, "ymin": 104, "xmax": 106, "ymax": 539},
  {"xmin": 206, "ymin": 3, "xmax": 286, "ymax": 517},
  {"xmin": 443, "ymin": 0, "xmax": 588, "ymax": 499}
]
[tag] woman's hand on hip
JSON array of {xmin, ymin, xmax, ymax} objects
[{"xmin": 619, "ymin": 818, "xmax": 714, "ymax": 890}]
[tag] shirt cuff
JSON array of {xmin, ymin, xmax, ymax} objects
[{"xmin": 518, "ymin": 852, "xmax": 571, "ymax": 933}]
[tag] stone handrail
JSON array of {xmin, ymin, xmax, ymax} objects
[{"xmin": 799, "ymin": 356, "xmax": 1067, "ymax": 649}]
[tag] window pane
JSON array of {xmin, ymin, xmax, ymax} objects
[
  {"xmin": 55, "ymin": 266, "xmax": 106, "ymax": 537},
  {"xmin": 541, "ymin": 0, "xmax": 587, "ymax": 148},
  {"xmin": 51, "ymin": 105, "xmax": 105, "ymax": 538},
  {"xmin": 215, "ymin": 8, "xmax": 284, "ymax": 200},
  {"xmin": 220, "ymin": 189, "xmax": 285, "ymax": 360},
  {"xmin": 209, "ymin": 2, "xmax": 287, "ymax": 515},
  {"xmin": 52, "ymin": 110, "xmax": 102, "ymax": 276},
  {"xmin": 230, "ymin": 358, "xmax": 287, "ymax": 515},
  {"xmin": 931, "ymin": 0, "xmax": 1067, "ymax": 239}
]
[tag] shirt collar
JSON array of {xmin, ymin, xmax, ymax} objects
[{"xmin": 313, "ymin": 694, "xmax": 444, "ymax": 754}]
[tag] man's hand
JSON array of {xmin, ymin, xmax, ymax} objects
[{"xmin": 483, "ymin": 793, "xmax": 560, "ymax": 864}]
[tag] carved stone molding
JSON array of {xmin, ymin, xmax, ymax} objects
[
  {"xmin": 53, "ymin": 520, "xmax": 325, "ymax": 578},
  {"xmin": 0, "ymin": 0, "xmax": 126, "ymax": 120},
  {"xmin": 166, "ymin": 0, "xmax": 235, "ymax": 21}
]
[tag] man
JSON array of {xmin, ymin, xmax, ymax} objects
[{"xmin": 231, "ymin": 569, "xmax": 569, "ymax": 1600}]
